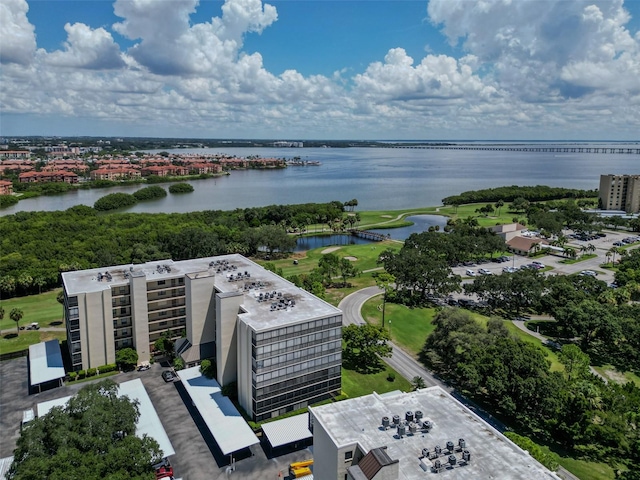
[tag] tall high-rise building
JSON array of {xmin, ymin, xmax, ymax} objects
[
  {"xmin": 599, "ymin": 174, "xmax": 640, "ymax": 213},
  {"xmin": 62, "ymin": 254, "xmax": 342, "ymax": 421}
]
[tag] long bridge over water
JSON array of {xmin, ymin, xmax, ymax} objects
[{"xmin": 382, "ymin": 145, "xmax": 640, "ymax": 155}]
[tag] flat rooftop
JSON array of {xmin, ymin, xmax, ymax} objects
[
  {"xmin": 28, "ymin": 340, "xmax": 65, "ymax": 386},
  {"xmin": 62, "ymin": 254, "xmax": 341, "ymax": 331},
  {"xmin": 179, "ymin": 366, "xmax": 259, "ymax": 455},
  {"xmin": 310, "ymin": 387, "xmax": 559, "ymax": 480}
]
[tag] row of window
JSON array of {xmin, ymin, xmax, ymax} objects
[
  {"xmin": 254, "ymin": 353, "xmax": 341, "ymax": 386},
  {"xmin": 112, "ymin": 286, "xmax": 131, "ymax": 296},
  {"xmin": 255, "ymin": 365, "xmax": 341, "ymax": 399},
  {"xmin": 254, "ymin": 391, "xmax": 335, "ymax": 421},
  {"xmin": 254, "ymin": 327, "xmax": 341, "ymax": 359},
  {"xmin": 254, "ymin": 378, "xmax": 341, "ymax": 414},
  {"xmin": 253, "ymin": 316, "xmax": 341, "ymax": 345},
  {"xmin": 254, "ymin": 340, "xmax": 342, "ymax": 373}
]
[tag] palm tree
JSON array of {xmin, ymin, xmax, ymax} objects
[
  {"xmin": 10, "ymin": 308, "xmax": 24, "ymax": 335},
  {"xmin": 412, "ymin": 376, "xmax": 427, "ymax": 390},
  {"xmin": 495, "ymin": 199, "xmax": 504, "ymax": 216},
  {"xmin": 607, "ymin": 246, "xmax": 621, "ymax": 265}
]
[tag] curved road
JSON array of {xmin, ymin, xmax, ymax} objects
[{"xmin": 338, "ymin": 288, "xmax": 505, "ymax": 432}]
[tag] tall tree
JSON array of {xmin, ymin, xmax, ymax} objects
[
  {"xmin": 343, "ymin": 324, "xmax": 392, "ymax": 373},
  {"xmin": 10, "ymin": 308, "xmax": 23, "ymax": 334},
  {"xmin": 8, "ymin": 380, "xmax": 162, "ymax": 480}
]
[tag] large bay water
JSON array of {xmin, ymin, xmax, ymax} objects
[{"xmin": 2, "ymin": 145, "xmax": 639, "ymax": 216}]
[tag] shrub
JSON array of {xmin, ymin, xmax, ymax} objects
[
  {"xmin": 0, "ymin": 195, "xmax": 19, "ymax": 208},
  {"xmin": 86, "ymin": 368, "xmax": 97, "ymax": 377},
  {"xmin": 200, "ymin": 359, "xmax": 214, "ymax": 378},
  {"xmin": 133, "ymin": 186, "xmax": 167, "ymax": 201},
  {"xmin": 77, "ymin": 370, "xmax": 86, "ymax": 379},
  {"xmin": 173, "ymin": 358, "xmax": 184, "ymax": 371},
  {"xmin": 94, "ymin": 193, "xmax": 137, "ymax": 211},
  {"xmin": 169, "ymin": 183, "xmax": 194, "ymax": 194},
  {"xmin": 387, "ymin": 372, "xmax": 396, "ymax": 382},
  {"xmin": 98, "ymin": 363, "xmax": 116, "ymax": 373},
  {"xmin": 504, "ymin": 432, "xmax": 560, "ymax": 470},
  {"xmin": 68, "ymin": 372, "xmax": 77, "ymax": 381}
]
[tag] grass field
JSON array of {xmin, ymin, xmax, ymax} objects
[
  {"xmin": 361, "ymin": 297, "xmax": 437, "ymax": 356},
  {"xmin": 557, "ymin": 457, "xmax": 617, "ymax": 480},
  {"xmin": 592, "ymin": 364, "xmax": 640, "ymax": 387},
  {"xmin": 0, "ymin": 289, "xmax": 64, "ymax": 331},
  {"xmin": 0, "ymin": 330, "xmax": 66, "ymax": 355},
  {"xmin": 341, "ymin": 364, "xmax": 412, "ymax": 398}
]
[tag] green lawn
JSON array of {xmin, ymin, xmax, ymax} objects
[
  {"xmin": 341, "ymin": 364, "xmax": 412, "ymax": 398},
  {"xmin": 0, "ymin": 330, "xmax": 66, "ymax": 355},
  {"xmin": 361, "ymin": 297, "xmax": 437, "ymax": 356},
  {"xmin": 560, "ymin": 253, "xmax": 597, "ymax": 264},
  {"xmin": 504, "ymin": 321, "xmax": 564, "ymax": 371},
  {"xmin": 0, "ymin": 289, "xmax": 64, "ymax": 331},
  {"xmin": 557, "ymin": 457, "xmax": 617, "ymax": 480}
]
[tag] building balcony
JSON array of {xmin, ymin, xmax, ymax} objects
[
  {"xmin": 147, "ymin": 299, "xmax": 186, "ymax": 312},
  {"xmin": 147, "ymin": 289, "xmax": 185, "ymax": 302}
]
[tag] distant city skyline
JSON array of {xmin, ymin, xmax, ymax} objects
[{"xmin": 1, "ymin": 0, "xmax": 639, "ymax": 140}]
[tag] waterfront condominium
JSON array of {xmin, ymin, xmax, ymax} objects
[
  {"xmin": 599, "ymin": 174, "xmax": 640, "ymax": 213},
  {"xmin": 62, "ymin": 254, "xmax": 342, "ymax": 421}
]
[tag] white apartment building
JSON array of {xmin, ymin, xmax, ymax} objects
[
  {"xmin": 62, "ymin": 254, "xmax": 342, "ymax": 421},
  {"xmin": 309, "ymin": 388, "xmax": 559, "ymax": 480}
]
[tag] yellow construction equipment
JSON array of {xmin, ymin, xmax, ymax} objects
[{"xmin": 289, "ymin": 459, "xmax": 313, "ymax": 478}]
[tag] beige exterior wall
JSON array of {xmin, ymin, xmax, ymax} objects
[
  {"xmin": 309, "ymin": 411, "xmax": 341, "ymax": 480},
  {"xmin": 82, "ymin": 289, "xmax": 115, "ymax": 369},
  {"xmin": 216, "ymin": 291, "xmax": 243, "ymax": 387},
  {"xmin": 599, "ymin": 174, "xmax": 640, "ymax": 212},
  {"xmin": 130, "ymin": 273, "xmax": 151, "ymax": 364},
  {"xmin": 185, "ymin": 272, "xmax": 217, "ymax": 347},
  {"xmin": 236, "ymin": 319, "xmax": 253, "ymax": 416}
]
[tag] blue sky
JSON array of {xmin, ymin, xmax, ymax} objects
[{"xmin": 2, "ymin": 0, "xmax": 640, "ymax": 140}]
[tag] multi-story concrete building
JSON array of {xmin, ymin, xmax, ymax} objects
[
  {"xmin": 309, "ymin": 388, "xmax": 559, "ymax": 480},
  {"xmin": 62, "ymin": 254, "xmax": 342, "ymax": 421},
  {"xmin": 599, "ymin": 174, "xmax": 640, "ymax": 213}
]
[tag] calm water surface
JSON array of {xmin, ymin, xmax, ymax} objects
[{"xmin": 3, "ymin": 146, "xmax": 639, "ymax": 215}]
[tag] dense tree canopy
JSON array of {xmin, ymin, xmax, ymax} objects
[
  {"xmin": 8, "ymin": 380, "xmax": 162, "ymax": 480},
  {"xmin": 442, "ymin": 185, "xmax": 597, "ymax": 206},
  {"xmin": 0, "ymin": 201, "xmax": 344, "ymax": 297},
  {"xmin": 420, "ymin": 309, "xmax": 640, "ymax": 467}
]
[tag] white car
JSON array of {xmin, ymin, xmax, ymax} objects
[
  {"xmin": 579, "ymin": 270, "xmax": 597, "ymax": 277},
  {"xmin": 532, "ymin": 261, "xmax": 545, "ymax": 268},
  {"xmin": 466, "ymin": 269, "xmax": 476, "ymax": 277},
  {"xmin": 478, "ymin": 268, "xmax": 492, "ymax": 275}
]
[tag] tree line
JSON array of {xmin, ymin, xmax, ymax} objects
[
  {"xmin": 442, "ymin": 185, "xmax": 598, "ymax": 206},
  {"xmin": 420, "ymin": 309, "xmax": 640, "ymax": 470},
  {"xmin": 0, "ymin": 201, "xmax": 345, "ymax": 297}
]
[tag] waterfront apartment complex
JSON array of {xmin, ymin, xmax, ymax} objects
[
  {"xmin": 62, "ymin": 254, "xmax": 342, "ymax": 421},
  {"xmin": 599, "ymin": 174, "xmax": 640, "ymax": 213}
]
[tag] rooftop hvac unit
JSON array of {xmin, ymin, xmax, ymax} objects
[
  {"xmin": 409, "ymin": 422, "xmax": 417, "ymax": 434},
  {"xmin": 382, "ymin": 416, "xmax": 390, "ymax": 429},
  {"xmin": 448, "ymin": 455, "xmax": 457, "ymax": 466},
  {"xmin": 397, "ymin": 424, "xmax": 406, "ymax": 437},
  {"xmin": 433, "ymin": 459, "xmax": 442, "ymax": 470},
  {"xmin": 422, "ymin": 448, "xmax": 429, "ymax": 458},
  {"xmin": 446, "ymin": 441, "xmax": 455, "ymax": 452},
  {"xmin": 462, "ymin": 450, "xmax": 471, "ymax": 462},
  {"xmin": 434, "ymin": 445, "xmax": 442, "ymax": 455},
  {"xmin": 405, "ymin": 411, "xmax": 414, "ymax": 422},
  {"xmin": 422, "ymin": 420, "xmax": 432, "ymax": 430},
  {"xmin": 459, "ymin": 438, "xmax": 466, "ymax": 449},
  {"xmin": 392, "ymin": 415, "xmax": 400, "ymax": 425},
  {"xmin": 415, "ymin": 410, "xmax": 423, "ymax": 421}
]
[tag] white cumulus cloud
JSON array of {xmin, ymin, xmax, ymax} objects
[
  {"xmin": 45, "ymin": 23, "xmax": 125, "ymax": 69},
  {"xmin": 0, "ymin": 0, "xmax": 36, "ymax": 65}
]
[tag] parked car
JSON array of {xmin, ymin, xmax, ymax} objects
[
  {"xmin": 579, "ymin": 270, "xmax": 598, "ymax": 277},
  {"xmin": 478, "ymin": 268, "xmax": 492, "ymax": 275},
  {"xmin": 613, "ymin": 241, "xmax": 625, "ymax": 246},
  {"xmin": 532, "ymin": 261, "xmax": 545, "ymax": 268},
  {"xmin": 26, "ymin": 323, "xmax": 40, "ymax": 330},
  {"xmin": 466, "ymin": 269, "xmax": 476, "ymax": 277},
  {"xmin": 161, "ymin": 370, "xmax": 177, "ymax": 382},
  {"xmin": 137, "ymin": 363, "xmax": 151, "ymax": 372}
]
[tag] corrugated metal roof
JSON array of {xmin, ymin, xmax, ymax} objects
[
  {"xmin": 179, "ymin": 366, "xmax": 259, "ymax": 455},
  {"xmin": 261, "ymin": 413, "xmax": 312, "ymax": 449},
  {"xmin": 28, "ymin": 340, "xmax": 65, "ymax": 386}
]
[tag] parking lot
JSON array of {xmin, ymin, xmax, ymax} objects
[
  {"xmin": 0, "ymin": 358, "xmax": 312, "ymax": 480},
  {"xmin": 452, "ymin": 228, "xmax": 640, "ymax": 284}
]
